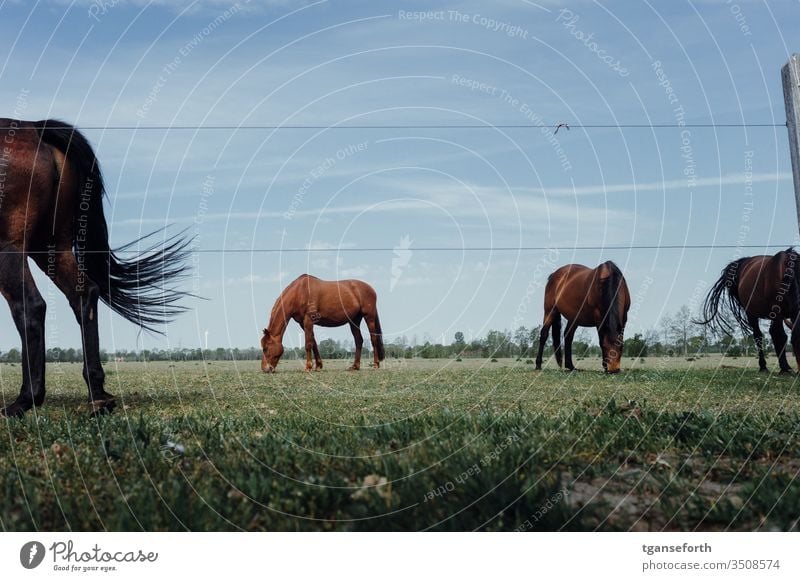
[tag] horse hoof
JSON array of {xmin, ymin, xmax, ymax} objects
[
  {"xmin": 1, "ymin": 402, "xmax": 28, "ymax": 418},
  {"xmin": 347, "ymin": 366, "xmax": 360, "ymax": 372},
  {"xmin": 778, "ymin": 368, "xmax": 795, "ymax": 375},
  {"xmin": 89, "ymin": 396, "xmax": 116, "ymax": 416},
  {"xmin": 758, "ymin": 368, "xmax": 769, "ymax": 373}
]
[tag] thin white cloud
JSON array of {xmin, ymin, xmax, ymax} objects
[{"xmin": 535, "ymin": 172, "xmax": 792, "ymax": 197}]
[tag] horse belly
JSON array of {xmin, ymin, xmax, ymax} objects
[{"xmin": 555, "ymin": 299, "xmax": 597, "ymax": 327}]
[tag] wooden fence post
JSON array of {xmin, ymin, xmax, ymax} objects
[{"xmin": 783, "ymin": 54, "xmax": 800, "ymax": 233}]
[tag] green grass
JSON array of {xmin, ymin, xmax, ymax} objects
[{"xmin": 1, "ymin": 357, "xmax": 798, "ymax": 531}]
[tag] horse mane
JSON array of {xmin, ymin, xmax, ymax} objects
[{"xmin": 599, "ymin": 261, "xmax": 624, "ymax": 336}]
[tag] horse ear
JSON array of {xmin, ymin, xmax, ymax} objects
[{"xmin": 263, "ymin": 328, "xmax": 269, "ymax": 337}]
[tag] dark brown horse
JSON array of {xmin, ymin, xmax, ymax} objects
[
  {"xmin": 261, "ymin": 274, "xmax": 385, "ymax": 372},
  {"xmin": 698, "ymin": 248, "xmax": 800, "ymax": 373},
  {"xmin": 0, "ymin": 119, "xmax": 190, "ymax": 417},
  {"xmin": 535, "ymin": 261, "xmax": 630, "ymax": 373}
]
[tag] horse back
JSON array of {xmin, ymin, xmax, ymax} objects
[
  {"xmin": 284, "ymin": 275, "xmax": 374, "ymax": 324},
  {"xmin": 545, "ymin": 264, "xmax": 600, "ymax": 323},
  {"xmin": 545, "ymin": 262, "xmax": 629, "ymax": 326},
  {"xmin": 737, "ymin": 251, "xmax": 797, "ymax": 318}
]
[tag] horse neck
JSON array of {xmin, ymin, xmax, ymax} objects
[{"xmin": 266, "ymin": 295, "xmax": 294, "ymax": 340}]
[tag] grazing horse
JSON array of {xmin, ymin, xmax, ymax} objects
[
  {"xmin": 697, "ymin": 248, "xmax": 800, "ymax": 373},
  {"xmin": 0, "ymin": 119, "xmax": 190, "ymax": 417},
  {"xmin": 535, "ymin": 261, "xmax": 630, "ymax": 373},
  {"xmin": 261, "ymin": 274, "xmax": 385, "ymax": 372}
]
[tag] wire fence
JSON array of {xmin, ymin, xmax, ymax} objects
[
  {"xmin": 5, "ymin": 244, "xmax": 796, "ymax": 255},
  {"xmin": 7, "ymin": 122, "xmax": 788, "ymax": 130},
  {"xmin": 6, "ymin": 119, "xmax": 794, "ymax": 256}
]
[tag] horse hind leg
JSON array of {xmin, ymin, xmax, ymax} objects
[
  {"xmin": 563, "ymin": 320, "xmax": 578, "ymax": 371},
  {"xmin": 749, "ymin": 316, "xmax": 767, "ymax": 372},
  {"xmin": 551, "ymin": 314, "xmax": 563, "ymax": 368},
  {"xmin": 788, "ymin": 317, "xmax": 800, "ymax": 372},
  {"xmin": 312, "ymin": 338, "xmax": 323, "ymax": 371},
  {"xmin": 0, "ymin": 246, "xmax": 47, "ymax": 417},
  {"xmin": 769, "ymin": 318, "xmax": 793, "ymax": 373},
  {"xmin": 364, "ymin": 313, "xmax": 382, "ymax": 369},
  {"xmin": 349, "ymin": 321, "xmax": 363, "ymax": 371},
  {"xmin": 535, "ymin": 309, "xmax": 559, "ymax": 370},
  {"xmin": 35, "ymin": 251, "xmax": 114, "ymax": 413}
]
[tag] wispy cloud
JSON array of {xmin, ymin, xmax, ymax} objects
[{"xmin": 535, "ymin": 172, "xmax": 791, "ymax": 197}]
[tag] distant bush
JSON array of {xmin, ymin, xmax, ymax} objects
[
  {"xmin": 456, "ymin": 358, "xmax": 462, "ymax": 362},
  {"xmin": 491, "ymin": 358, "xmax": 498, "ymax": 363},
  {"xmin": 525, "ymin": 359, "xmax": 534, "ymax": 364}
]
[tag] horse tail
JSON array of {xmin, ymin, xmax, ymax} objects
[
  {"xmin": 600, "ymin": 261, "xmax": 624, "ymax": 336},
  {"xmin": 695, "ymin": 257, "xmax": 748, "ymax": 335},
  {"xmin": 34, "ymin": 120, "xmax": 192, "ymax": 333},
  {"xmin": 373, "ymin": 311, "xmax": 386, "ymax": 361}
]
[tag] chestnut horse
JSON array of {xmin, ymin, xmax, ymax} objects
[
  {"xmin": 535, "ymin": 261, "xmax": 630, "ymax": 373},
  {"xmin": 697, "ymin": 248, "xmax": 800, "ymax": 373},
  {"xmin": 261, "ymin": 274, "xmax": 385, "ymax": 372},
  {"xmin": 0, "ymin": 119, "xmax": 190, "ymax": 417}
]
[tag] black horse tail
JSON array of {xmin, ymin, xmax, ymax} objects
[
  {"xmin": 34, "ymin": 120, "xmax": 192, "ymax": 333},
  {"xmin": 695, "ymin": 257, "xmax": 749, "ymax": 335},
  {"xmin": 372, "ymin": 312, "xmax": 386, "ymax": 361},
  {"xmin": 600, "ymin": 260, "xmax": 624, "ymax": 337}
]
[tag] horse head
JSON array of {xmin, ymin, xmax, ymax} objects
[
  {"xmin": 261, "ymin": 328, "xmax": 284, "ymax": 373},
  {"xmin": 599, "ymin": 262, "xmax": 629, "ymax": 374}
]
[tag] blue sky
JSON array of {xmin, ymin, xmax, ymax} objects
[{"xmin": 0, "ymin": 0, "xmax": 798, "ymax": 351}]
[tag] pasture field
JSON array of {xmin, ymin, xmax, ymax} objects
[{"xmin": 1, "ymin": 356, "xmax": 798, "ymax": 531}]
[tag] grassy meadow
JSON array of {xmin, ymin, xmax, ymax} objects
[{"xmin": 1, "ymin": 355, "xmax": 798, "ymax": 531}]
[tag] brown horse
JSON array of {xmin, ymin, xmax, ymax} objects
[
  {"xmin": 0, "ymin": 119, "xmax": 190, "ymax": 417},
  {"xmin": 697, "ymin": 248, "xmax": 800, "ymax": 373},
  {"xmin": 261, "ymin": 274, "xmax": 385, "ymax": 372},
  {"xmin": 535, "ymin": 261, "xmax": 631, "ymax": 373}
]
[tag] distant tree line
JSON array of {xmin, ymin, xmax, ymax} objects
[{"xmin": 0, "ymin": 305, "xmax": 770, "ymax": 363}]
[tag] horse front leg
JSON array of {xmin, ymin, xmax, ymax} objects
[
  {"xmin": 303, "ymin": 319, "xmax": 316, "ymax": 372},
  {"xmin": 598, "ymin": 328, "xmax": 608, "ymax": 372},
  {"xmin": 769, "ymin": 318, "xmax": 792, "ymax": 373}
]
